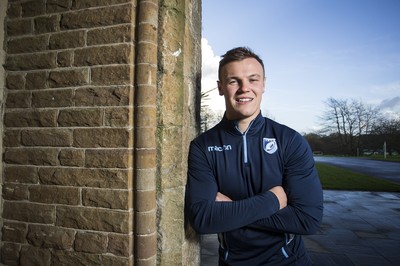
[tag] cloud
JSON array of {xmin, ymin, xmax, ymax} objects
[
  {"xmin": 378, "ymin": 96, "xmax": 400, "ymax": 119},
  {"xmin": 379, "ymin": 96, "xmax": 400, "ymax": 109},
  {"xmin": 201, "ymin": 38, "xmax": 225, "ymax": 111}
]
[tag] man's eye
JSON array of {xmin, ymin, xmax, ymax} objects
[{"xmin": 229, "ymin": 80, "xmax": 238, "ymax": 85}]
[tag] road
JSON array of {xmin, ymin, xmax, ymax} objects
[{"xmin": 314, "ymin": 156, "xmax": 400, "ymax": 184}]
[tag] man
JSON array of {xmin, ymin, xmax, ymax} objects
[{"xmin": 185, "ymin": 47, "xmax": 323, "ymax": 265}]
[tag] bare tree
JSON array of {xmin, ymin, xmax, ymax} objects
[
  {"xmin": 320, "ymin": 97, "xmax": 381, "ymax": 155},
  {"xmin": 200, "ymin": 87, "xmax": 223, "ymax": 132}
]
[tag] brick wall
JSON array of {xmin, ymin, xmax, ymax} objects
[{"xmin": 0, "ymin": 0, "xmax": 201, "ymax": 265}]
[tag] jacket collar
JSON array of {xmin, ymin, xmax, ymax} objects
[{"xmin": 219, "ymin": 111, "xmax": 264, "ymax": 135}]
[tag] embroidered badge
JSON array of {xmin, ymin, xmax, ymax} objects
[{"xmin": 263, "ymin": 138, "xmax": 278, "ymax": 154}]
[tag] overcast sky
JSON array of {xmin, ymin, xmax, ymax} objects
[{"xmin": 201, "ymin": 0, "xmax": 400, "ymax": 133}]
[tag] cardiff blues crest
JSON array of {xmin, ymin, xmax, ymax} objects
[{"xmin": 263, "ymin": 138, "xmax": 278, "ymax": 154}]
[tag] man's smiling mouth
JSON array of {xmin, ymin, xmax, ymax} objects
[{"xmin": 236, "ymin": 98, "xmax": 253, "ymax": 103}]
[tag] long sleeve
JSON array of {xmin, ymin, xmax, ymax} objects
[
  {"xmin": 251, "ymin": 133, "xmax": 323, "ymax": 234},
  {"xmin": 185, "ymin": 141, "xmax": 280, "ymax": 234}
]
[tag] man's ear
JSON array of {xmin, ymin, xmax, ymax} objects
[{"xmin": 217, "ymin": 81, "xmax": 223, "ymax": 96}]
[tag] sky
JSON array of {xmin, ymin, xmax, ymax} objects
[{"xmin": 201, "ymin": 0, "xmax": 400, "ymax": 133}]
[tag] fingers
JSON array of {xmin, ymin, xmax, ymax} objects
[
  {"xmin": 269, "ymin": 186, "xmax": 287, "ymax": 209},
  {"xmin": 215, "ymin": 192, "xmax": 233, "ymax": 202}
]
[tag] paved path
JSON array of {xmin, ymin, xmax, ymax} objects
[
  {"xmin": 200, "ymin": 190, "xmax": 400, "ymax": 265},
  {"xmin": 314, "ymin": 156, "xmax": 400, "ymax": 184}
]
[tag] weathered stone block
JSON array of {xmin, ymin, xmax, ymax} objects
[
  {"xmin": 8, "ymin": 35, "xmax": 48, "ymax": 54},
  {"xmin": 135, "ymin": 211, "xmax": 156, "ymax": 235},
  {"xmin": 135, "ymin": 168, "xmax": 156, "ymax": 190},
  {"xmin": 135, "ymin": 190, "xmax": 156, "ymax": 212},
  {"xmin": 135, "ymin": 85, "xmax": 157, "ymax": 105},
  {"xmin": 6, "ymin": 52, "xmax": 57, "ymax": 71},
  {"xmin": 35, "ymin": 15, "xmax": 59, "ymax": 33},
  {"xmin": 1, "ymin": 242, "xmax": 21, "ymax": 266},
  {"xmin": 20, "ymin": 245, "xmax": 51, "ymax": 266},
  {"xmin": 5, "ymin": 91, "xmax": 31, "ymax": 108},
  {"xmin": 51, "ymin": 250, "xmax": 102, "ymax": 265},
  {"xmin": 71, "ymin": 0, "xmax": 131, "ymax": 10},
  {"xmin": 91, "ymin": 65, "xmax": 133, "ymax": 86},
  {"xmin": 4, "ymin": 129, "xmax": 21, "ymax": 147},
  {"xmin": 74, "ymin": 86, "xmax": 132, "ymax": 106},
  {"xmin": 21, "ymin": 0, "xmax": 46, "ymax": 17},
  {"xmin": 49, "ymin": 30, "xmax": 85, "ymax": 50},
  {"xmin": 136, "ymin": 64, "xmax": 157, "ymax": 89},
  {"xmin": 57, "ymin": 50, "xmax": 73, "ymax": 67},
  {"xmin": 48, "ymin": 68, "xmax": 89, "ymax": 87},
  {"xmin": 135, "ymin": 233, "xmax": 157, "ymax": 260},
  {"xmin": 135, "ymin": 148, "xmax": 156, "ymax": 169},
  {"xmin": 61, "ymin": 5, "xmax": 132, "ymax": 29},
  {"xmin": 7, "ymin": 3, "xmax": 22, "ymax": 19},
  {"xmin": 108, "ymin": 233, "xmax": 132, "ymax": 257},
  {"xmin": 3, "ymin": 201, "xmax": 55, "ymax": 224},
  {"xmin": 46, "ymin": 0, "xmax": 72, "ymax": 13},
  {"xmin": 26, "ymin": 71, "xmax": 47, "ymax": 90},
  {"xmin": 73, "ymin": 128, "xmax": 131, "ymax": 148},
  {"xmin": 136, "ymin": 42, "xmax": 157, "ymax": 65},
  {"xmin": 74, "ymin": 232, "xmax": 107, "ymax": 253},
  {"xmin": 136, "ymin": 106, "xmax": 156, "ymax": 127},
  {"xmin": 136, "ymin": 22, "xmax": 157, "ymax": 43},
  {"xmin": 4, "ymin": 110, "xmax": 57, "ymax": 127},
  {"xmin": 137, "ymin": 1, "xmax": 158, "ymax": 25},
  {"xmin": 38, "ymin": 167, "xmax": 131, "ymax": 189},
  {"xmin": 6, "ymin": 73, "xmax": 25, "ymax": 90},
  {"xmin": 85, "ymin": 149, "xmax": 131, "ymax": 168},
  {"xmin": 2, "ymin": 183, "xmax": 29, "ymax": 201},
  {"xmin": 82, "ymin": 188, "xmax": 130, "ymax": 210},
  {"xmin": 104, "ymin": 107, "xmax": 132, "ymax": 127},
  {"xmin": 58, "ymin": 149, "xmax": 85, "ymax": 166},
  {"xmin": 4, "ymin": 165, "xmax": 39, "ymax": 183},
  {"xmin": 27, "ymin": 224, "xmax": 75, "ymax": 249},
  {"xmin": 7, "ymin": 19, "xmax": 32, "ymax": 36},
  {"xmin": 29, "ymin": 185, "xmax": 80, "ymax": 205},
  {"xmin": 158, "ymin": 188, "xmax": 185, "ymax": 252},
  {"xmin": 56, "ymin": 206, "xmax": 130, "ymax": 233},
  {"xmin": 21, "ymin": 129, "xmax": 73, "ymax": 146},
  {"xmin": 87, "ymin": 25, "xmax": 133, "ymax": 45},
  {"xmin": 135, "ymin": 127, "xmax": 156, "ymax": 149},
  {"xmin": 2, "ymin": 221, "xmax": 28, "ymax": 243},
  {"xmin": 58, "ymin": 108, "xmax": 103, "ymax": 127},
  {"xmin": 4, "ymin": 148, "xmax": 59, "ymax": 166},
  {"xmin": 74, "ymin": 44, "xmax": 132, "ymax": 66},
  {"xmin": 32, "ymin": 89, "xmax": 74, "ymax": 107}
]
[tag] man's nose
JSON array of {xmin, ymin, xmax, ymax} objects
[{"xmin": 238, "ymin": 80, "xmax": 250, "ymax": 92}]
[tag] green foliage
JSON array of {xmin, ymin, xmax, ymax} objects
[{"xmin": 316, "ymin": 163, "xmax": 400, "ymax": 192}]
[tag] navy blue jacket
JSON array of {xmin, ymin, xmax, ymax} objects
[{"xmin": 185, "ymin": 112, "xmax": 323, "ymax": 265}]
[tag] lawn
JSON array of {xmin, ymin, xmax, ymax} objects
[{"xmin": 316, "ymin": 162, "xmax": 400, "ymax": 192}]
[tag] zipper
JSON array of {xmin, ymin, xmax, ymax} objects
[
  {"xmin": 235, "ymin": 120, "xmax": 255, "ymax": 164},
  {"xmin": 218, "ymin": 233, "xmax": 229, "ymax": 261}
]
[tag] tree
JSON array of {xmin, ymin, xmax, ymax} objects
[
  {"xmin": 200, "ymin": 87, "xmax": 223, "ymax": 132},
  {"xmin": 319, "ymin": 97, "xmax": 381, "ymax": 155}
]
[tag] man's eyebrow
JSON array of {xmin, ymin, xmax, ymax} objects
[
  {"xmin": 226, "ymin": 74, "xmax": 262, "ymax": 79},
  {"xmin": 249, "ymin": 74, "xmax": 262, "ymax": 78}
]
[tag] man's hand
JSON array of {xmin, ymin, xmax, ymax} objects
[
  {"xmin": 269, "ymin": 186, "xmax": 287, "ymax": 209},
  {"xmin": 215, "ymin": 192, "xmax": 232, "ymax": 202}
]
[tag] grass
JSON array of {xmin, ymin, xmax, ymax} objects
[
  {"xmin": 316, "ymin": 162, "xmax": 400, "ymax": 192},
  {"xmin": 361, "ymin": 154, "xmax": 400, "ymax": 162}
]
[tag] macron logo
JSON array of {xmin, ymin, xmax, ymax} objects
[{"xmin": 208, "ymin": 145, "xmax": 232, "ymax": 152}]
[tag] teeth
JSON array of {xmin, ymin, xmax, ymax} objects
[{"xmin": 237, "ymin": 98, "xmax": 252, "ymax": 102}]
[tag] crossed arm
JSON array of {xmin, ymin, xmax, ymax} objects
[
  {"xmin": 185, "ymin": 135, "xmax": 323, "ymax": 235},
  {"xmin": 216, "ymin": 186, "xmax": 287, "ymax": 210}
]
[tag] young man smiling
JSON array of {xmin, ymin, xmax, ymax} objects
[{"xmin": 185, "ymin": 47, "xmax": 323, "ymax": 265}]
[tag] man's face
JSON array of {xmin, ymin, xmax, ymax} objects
[{"xmin": 218, "ymin": 58, "xmax": 265, "ymax": 123}]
